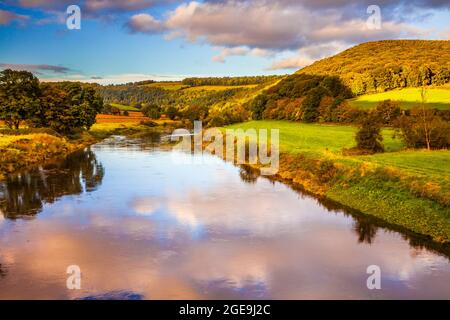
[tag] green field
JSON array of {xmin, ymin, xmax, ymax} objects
[
  {"xmin": 226, "ymin": 120, "xmax": 403, "ymax": 154},
  {"xmin": 226, "ymin": 120, "xmax": 448, "ymax": 177},
  {"xmin": 225, "ymin": 120, "xmax": 450, "ymax": 242},
  {"xmin": 349, "ymin": 87, "xmax": 450, "ymax": 110},
  {"xmin": 110, "ymin": 103, "xmax": 140, "ymax": 111},
  {"xmin": 144, "ymin": 82, "xmax": 189, "ymax": 90}
]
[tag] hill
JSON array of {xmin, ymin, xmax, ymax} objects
[{"xmin": 297, "ymin": 40, "xmax": 450, "ymax": 95}]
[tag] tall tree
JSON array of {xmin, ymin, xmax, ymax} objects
[
  {"xmin": 419, "ymin": 85, "xmax": 431, "ymax": 150},
  {"xmin": 0, "ymin": 69, "xmax": 40, "ymax": 129}
]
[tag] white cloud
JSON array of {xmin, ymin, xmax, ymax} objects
[
  {"xmin": 126, "ymin": 13, "xmax": 165, "ymax": 34},
  {"xmin": 212, "ymin": 46, "xmax": 273, "ymax": 63}
]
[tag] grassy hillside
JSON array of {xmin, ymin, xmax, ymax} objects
[
  {"xmin": 349, "ymin": 87, "xmax": 450, "ymax": 110},
  {"xmin": 110, "ymin": 103, "xmax": 140, "ymax": 111},
  {"xmin": 298, "ymin": 40, "xmax": 450, "ymax": 95}
]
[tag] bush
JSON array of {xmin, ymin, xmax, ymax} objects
[
  {"xmin": 141, "ymin": 104, "xmax": 161, "ymax": 119},
  {"xmin": 250, "ymin": 94, "xmax": 268, "ymax": 120},
  {"xmin": 373, "ymin": 100, "xmax": 401, "ymax": 125},
  {"xmin": 332, "ymin": 101, "xmax": 367, "ymax": 123},
  {"xmin": 395, "ymin": 109, "xmax": 450, "ymax": 149},
  {"xmin": 355, "ymin": 113, "xmax": 384, "ymax": 153}
]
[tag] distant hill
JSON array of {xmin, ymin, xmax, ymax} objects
[{"xmin": 297, "ymin": 40, "xmax": 450, "ymax": 95}]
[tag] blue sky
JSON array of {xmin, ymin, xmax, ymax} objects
[{"xmin": 0, "ymin": 0, "xmax": 449, "ymax": 84}]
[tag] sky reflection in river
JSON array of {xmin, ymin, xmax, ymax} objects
[{"xmin": 0, "ymin": 137, "xmax": 449, "ymax": 299}]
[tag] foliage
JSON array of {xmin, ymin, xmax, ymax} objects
[
  {"xmin": 355, "ymin": 113, "xmax": 385, "ymax": 153},
  {"xmin": 249, "ymin": 94, "xmax": 268, "ymax": 120},
  {"xmin": 30, "ymin": 82, "xmax": 103, "ymax": 134},
  {"xmin": 395, "ymin": 108, "xmax": 450, "ymax": 149},
  {"xmin": 248, "ymin": 74, "xmax": 353, "ymax": 123},
  {"xmin": 182, "ymin": 75, "xmax": 283, "ymax": 87},
  {"xmin": 0, "ymin": 69, "xmax": 40, "ymax": 129},
  {"xmin": 141, "ymin": 104, "xmax": 161, "ymax": 119},
  {"xmin": 298, "ymin": 40, "xmax": 450, "ymax": 95},
  {"xmin": 372, "ymin": 100, "xmax": 402, "ymax": 125}
]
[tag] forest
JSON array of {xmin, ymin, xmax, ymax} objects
[{"xmin": 298, "ymin": 40, "xmax": 450, "ymax": 95}]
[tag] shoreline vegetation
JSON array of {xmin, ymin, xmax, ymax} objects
[
  {"xmin": 0, "ymin": 120, "xmax": 178, "ymax": 181},
  {"xmin": 222, "ymin": 121, "xmax": 449, "ymax": 244}
]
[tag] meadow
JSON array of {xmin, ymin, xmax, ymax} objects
[
  {"xmin": 348, "ymin": 87, "xmax": 450, "ymax": 110},
  {"xmin": 110, "ymin": 103, "xmax": 140, "ymax": 111},
  {"xmin": 225, "ymin": 120, "xmax": 450, "ymax": 242}
]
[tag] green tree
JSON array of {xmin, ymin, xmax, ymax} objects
[
  {"xmin": 0, "ymin": 69, "xmax": 40, "ymax": 129},
  {"xmin": 250, "ymin": 94, "xmax": 268, "ymax": 120},
  {"xmin": 301, "ymin": 87, "xmax": 328, "ymax": 123},
  {"xmin": 373, "ymin": 100, "xmax": 401, "ymax": 125},
  {"xmin": 32, "ymin": 82, "xmax": 103, "ymax": 134},
  {"xmin": 355, "ymin": 113, "xmax": 384, "ymax": 153},
  {"xmin": 141, "ymin": 104, "xmax": 161, "ymax": 119}
]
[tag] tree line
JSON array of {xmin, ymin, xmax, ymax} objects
[
  {"xmin": 181, "ymin": 75, "xmax": 284, "ymax": 87},
  {"xmin": 0, "ymin": 69, "xmax": 103, "ymax": 133}
]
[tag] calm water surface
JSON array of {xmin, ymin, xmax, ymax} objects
[{"xmin": 0, "ymin": 135, "xmax": 449, "ymax": 299}]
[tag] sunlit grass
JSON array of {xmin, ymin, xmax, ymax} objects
[
  {"xmin": 225, "ymin": 120, "xmax": 449, "ymax": 179},
  {"xmin": 348, "ymin": 87, "xmax": 450, "ymax": 110}
]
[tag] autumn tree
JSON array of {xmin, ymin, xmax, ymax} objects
[{"xmin": 31, "ymin": 82, "xmax": 103, "ymax": 134}]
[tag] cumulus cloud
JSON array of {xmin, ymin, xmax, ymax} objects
[
  {"xmin": 212, "ymin": 46, "xmax": 273, "ymax": 63},
  {"xmin": 163, "ymin": 1, "xmax": 431, "ymax": 51},
  {"xmin": 125, "ymin": 13, "xmax": 165, "ymax": 33},
  {"xmin": 145, "ymin": 0, "xmax": 436, "ymax": 68},
  {"xmin": 0, "ymin": 9, "xmax": 29, "ymax": 25},
  {"xmin": 15, "ymin": 0, "xmax": 173, "ymax": 12}
]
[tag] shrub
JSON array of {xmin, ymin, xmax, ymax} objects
[
  {"xmin": 373, "ymin": 100, "xmax": 401, "ymax": 125},
  {"xmin": 141, "ymin": 104, "xmax": 161, "ymax": 119},
  {"xmin": 395, "ymin": 109, "xmax": 450, "ymax": 149},
  {"xmin": 355, "ymin": 113, "xmax": 384, "ymax": 153},
  {"xmin": 250, "ymin": 94, "xmax": 268, "ymax": 120}
]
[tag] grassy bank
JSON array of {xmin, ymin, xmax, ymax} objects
[
  {"xmin": 0, "ymin": 120, "xmax": 176, "ymax": 181},
  {"xmin": 225, "ymin": 120, "xmax": 450, "ymax": 243}
]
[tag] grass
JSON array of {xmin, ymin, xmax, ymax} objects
[
  {"xmin": 226, "ymin": 120, "xmax": 403, "ymax": 155},
  {"xmin": 348, "ymin": 87, "xmax": 450, "ymax": 110},
  {"xmin": 110, "ymin": 103, "xmax": 140, "ymax": 111},
  {"xmin": 225, "ymin": 120, "xmax": 450, "ymax": 242},
  {"xmin": 143, "ymin": 82, "xmax": 189, "ymax": 90}
]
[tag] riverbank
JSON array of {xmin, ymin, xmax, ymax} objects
[
  {"xmin": 225, "ymin": 121, "xmax": 450, "ymax": 243},
  {"xmin": 0, "ymin": 121, "xmax": 177, "ymax": 181}
]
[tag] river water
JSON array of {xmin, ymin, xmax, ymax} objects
[{"xmin": 0, "ymin": 135, "xmax": 449, "ymax": 299}]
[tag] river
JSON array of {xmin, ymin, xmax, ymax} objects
[{"xmin": 0, "ymin": 135, "xmax": 449, "ymax": 299}]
